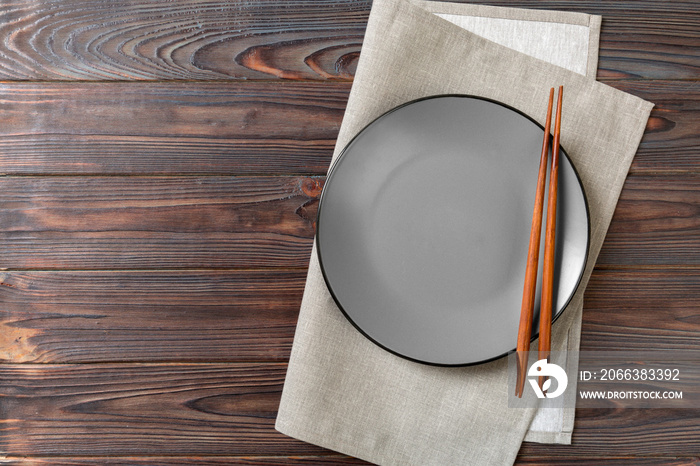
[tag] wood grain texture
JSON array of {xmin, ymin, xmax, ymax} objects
[
  {"xmin": 0, "ymin": 80, "xmax": 695, "ymax": 175},
  {"xmin": 1, "ymin": 269, "xmax": 698, "ymax": 363},
  {"xmin": 0, "ymin": 270, "xmax": 306, "ymax": 362},
  {"xmin": 598, "ymin": 176, "xmax": 700, "ymax": 265},
  {"xmin": 0, "ymin": 0, "xmax": 697, "ymax": 80},
  {"xmin": 581, "ymin": 269, "xmax": 700, "ymax": 352},
  {"xmin": 0, "ymin": 363, "xmax": 325, "ymax": 456},
  {"xmin": 0, "ymin": 82, "xmax": 347, "ymax": 175},
  {"xmin": 3, "ymin": 173, "xmax": 700, "ymax": 270},
  {"xmin": 0, "ymin": 176, "xmax": 323, "ymax": 269},
  {"xmin": 516, "ymin": 458, "xmax": 700, "ymax": 466},
  {"xmin": 611, "ymin": 80, "xmax": 700, "ymax": 174},
  {"xmin": 0, "ymin": 458, "xmax": 370, "ymax": 466},
  {"xmin": 2, "ymin": 457, "xmax": 695, "ymax": 466},
  {"xmin": 1, "ymin": 363, "xmax": 698, "ymax": 458},
  {"xmin": 0, "ymin": 0, "xmax": 367, "ymax": 81}
]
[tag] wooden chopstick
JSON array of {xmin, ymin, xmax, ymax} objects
[
  {"xmin": 515, "ymin": 87, "xmax": 555, "ymax": 398},
  {"xmin": 538, "ymin": 85, "xmax": 563, "ymax": 392}
]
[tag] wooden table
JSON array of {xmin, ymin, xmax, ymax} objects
[{"xmin": 0, "ymin": 1, "xmax": 697, "ymax": 464}]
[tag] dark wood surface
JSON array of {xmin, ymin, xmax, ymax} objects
[{"xmin": 0, "ymin": 0, "xmax": 698, "ymax": 464}]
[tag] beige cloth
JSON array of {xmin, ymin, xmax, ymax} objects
[{"xmin": 276, "ymin": 0, "xmax": 653, "ymax": 464}]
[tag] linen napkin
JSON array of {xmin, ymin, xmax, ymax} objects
[{"xmin": 276, "ymin": 0, "xmax": 653, "ymax": 464}]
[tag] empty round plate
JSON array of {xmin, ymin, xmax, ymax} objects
[{"xmin": 317, "ymin": 95, "xmax": 589, "ymax": 366}]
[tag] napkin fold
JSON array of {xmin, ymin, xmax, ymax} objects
[{"xmin": 276, "ymin": 0, "xmax": 653, "ymax": 464}]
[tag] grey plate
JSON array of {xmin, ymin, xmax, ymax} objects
[{"xmin": 317, "ymin": 95, "xmax": 589, "ymax": 366}]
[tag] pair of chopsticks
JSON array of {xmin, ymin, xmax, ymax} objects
[{"xmin": 515, "ymin": 86, "xmax": 563, "ymax": 398}]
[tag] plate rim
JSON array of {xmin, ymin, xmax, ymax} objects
[{"xmin": 316, "ymin": 93, "xmax": 591, "ymax": 367}]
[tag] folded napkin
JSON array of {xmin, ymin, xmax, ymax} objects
[{"xmin": 276, "ymin": 0, "xmax": 653, "ymax": 464}]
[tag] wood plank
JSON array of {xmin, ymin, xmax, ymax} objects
[
  {"xmin": 0, "ymin": 1, "xmax": 697, "ymax": 80},
  {"xmin": 517, "ymin": 458, "xmax": 700, "ymax": 466},
  {"xmin": 2, "ymin": 174, "xmax": 700, "ymax": 270},
  {"xmin": 581, "ymin": 269, "xmax": 700, "ymax": 352},
  {"xmin": 598, "ymin": 175, "xmax": 700, "ymax": 266},
  {"xmin": 0, "ymin": 82, "xmax": 347, "ymax": 175},
  {"xmin": 1, "ymin": 363, "xmax": 698, "ymax": 457},
  {"xmin": 0, "ymin": 363, "xmax": 324, "ymax": 456},
  {"xmin": 1, "ymin": 269, "xmax": 698, "ymax": 363},
  {"xmin": 0, "ymin": 457, "xmax": 369, "ymax": 465},
  {"xmin": 0, "ymin": 270, "xmax": 306, "ymax": 363},
  {"xmin": 0, "ymin": 80, "xmax": 695, "ymax": 175},
  {"xmin": 0, "ymin": 0, "xmax": 367, "ymax": 81},
  {"xmin": 1, "ymin": 457, "xmax": 695, "ymax": 466},
  {"xmin": 0, "ymin": 176, "xmax": 322, "ymax": 269}
]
